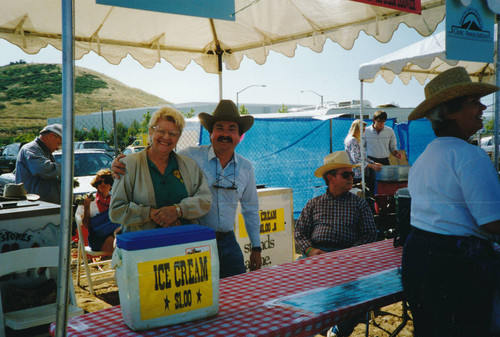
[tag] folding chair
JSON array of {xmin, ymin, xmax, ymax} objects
[
  {"xmin": 0, "ymin": 246, "xmax": 83, "ymax": 337},
  {"xmin": 75, "ymin": 213, "xmax": 115, "ymax": 295}
]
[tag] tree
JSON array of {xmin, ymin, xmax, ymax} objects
[
  {"xmin": 278, "ymin": 104, "xmax": 289, "ymax": 113},
  {"xmin": 484, "ymin": 119, "xmax": 495, "ymax": 134},
  {"xmin": 183, "ymin": 108, "xmax": 195, "ymax": 119},
  {"xmin": 239, "ymin": 105, "xmax": 249, "ymax": 115},
  {"xmin": 109, "ymin": 122, "xmax": 129, "ymax": 151},
  {"xmin": 140, "ymin": 111, "xmax": 151, "ymax": 133}
]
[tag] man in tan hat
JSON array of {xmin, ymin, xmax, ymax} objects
[
  {"xmin": 294, "ymin": 150, "xmax": 377, "ymax": 337},
  {"xmin": 401, "ymin": 66, "xmax": 500, "ymax": 336},
  {"xmin": 15, "ymin": 124, "xmax": 62, "ymax": 204},
  {"xmin": 295, "ymin": 151, "xmax": 377, "ymax": 256},
  {"xmin": 112, "ymin": 100, "xmax": 262, "ymax": 278}
]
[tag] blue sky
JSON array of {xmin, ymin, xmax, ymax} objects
[{"xmin": 0, "ymin": 21, "xmax": 447, "ymax": 110}]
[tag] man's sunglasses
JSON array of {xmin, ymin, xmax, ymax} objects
[{"xmin": 338, "ymin": 171, "xmax": 355, "ymax": 179}]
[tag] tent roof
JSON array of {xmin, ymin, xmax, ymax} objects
[
  {"xmin": 358, "ymin": 30, "xmax": 496, "ymax": 85},
  {"xmin": 0, "ymin": 0, "xmax": 445, "ymax": 74}
]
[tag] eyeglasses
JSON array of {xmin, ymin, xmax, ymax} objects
[
  {"xmin": 213, "ymin": 175, "xmax": 238, "ymax": 190},
  {"xmin": 152, "ymin": 126, "xmax": 181, "ymax": 139},
  {"xmin": 338, "ymin": 171, "xmax": 355, "ymax": 179}
]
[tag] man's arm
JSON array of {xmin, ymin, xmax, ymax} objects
[
  {"xmin": 354, "ymin": 198, "xmax": 378, "ymax": 246},
  {"xmin": 388, "ymin": 129, "xmax": 401, "ymax": 158},
  {"xmin": 24, "ymin": 147, "xmax": 61, "ymax": 179},
  {"xmin": 239, "ymin": 164, "xmax": 262, "ymax": 271}
]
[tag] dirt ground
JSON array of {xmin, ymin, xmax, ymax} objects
[{"xmin": 71, "ymin": 251, "xmax": 414, "ymax": 337}]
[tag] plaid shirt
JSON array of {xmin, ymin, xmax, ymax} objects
[{"xmin": 294, "ymin": 189, "xmax": 377, "ymax": 253}]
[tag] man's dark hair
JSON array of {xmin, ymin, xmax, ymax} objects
[
  {"xmin": 323, "ymin": 169, "xmax": 338, "ymax": 185},
  {"xmin": 373, "ymin": 110, "xmax": 387, "ymax": 121}
]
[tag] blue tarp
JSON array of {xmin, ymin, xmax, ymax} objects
[{"xmin": 200, "ymin": 117, "xmax": 434, "ymax": 218}]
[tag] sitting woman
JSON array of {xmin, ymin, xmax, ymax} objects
[
  {"xmin": 109, "ymin": 106, "xmax": 212, "ymax": 232},
  {"xmin": 344, "ymin": 119, "xmax": 382, "ymax": 188},
  {"xmin": 76, "ymin": 169, "xmax": 120, "ymax": 254}
]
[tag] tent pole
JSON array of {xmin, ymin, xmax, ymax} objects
[
  {"xmin": 494, "ymin": 17, "xmax": 499, "ymax": 172},
  {"xmin": 218, "ymin": 52, "xmax": 223, "ymax": 101},
  {"xmin": 56, "ymin": 0, "xmax": 75, "ymax": 336},
  {"xmin": 360, "ymin": 80, "xmax": 366, "ymax": 198}
]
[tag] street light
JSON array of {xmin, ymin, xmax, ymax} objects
[
  {"xmin": 300, "ymin": 90, "xmax": 324, "ymax": 106},
  {"xmin": 236, "ymin": 84, "xmax": 266, "ymax": 109}
]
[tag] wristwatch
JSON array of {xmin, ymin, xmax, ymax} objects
[
  {"xmin": 174, "ymin": 204, "xmax": 183, "ymax": 218},
  {"xmin": 251, "ymin": 247, "xmax": 262, "ymax": 252}
]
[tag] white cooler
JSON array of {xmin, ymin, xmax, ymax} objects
[{"xmin": 112, "ymin": 225, "xmax": 219, "ymax": 331}]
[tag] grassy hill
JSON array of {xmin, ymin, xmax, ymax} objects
[{"xmin": 0, "ymin": 61, "xmax": 169, "ymax": 139}]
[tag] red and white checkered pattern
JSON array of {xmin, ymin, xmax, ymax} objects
[{"xmin": 50, "ymin": 239, "xmax": 403, "ymax": 337}]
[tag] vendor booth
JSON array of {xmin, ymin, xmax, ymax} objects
[{"xmin": 235, "ymin": 187, "xmax": 295, "ymax": 269}]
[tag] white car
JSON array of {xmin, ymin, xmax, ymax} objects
[
  {"xmin": 0, "ymin": 149, "xmax": 114, "ymax": 197},
  {"xmin": 481, "ymin": 136, "xmax": 499, "ymax": 154},
  {"xmin": 122, "ymin": 145, "xmax": 146, "ymax": 155}
]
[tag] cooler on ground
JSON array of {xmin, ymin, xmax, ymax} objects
[{"xmin": 112, "ymin": 225, "xmax": 219, "ymax": 331}]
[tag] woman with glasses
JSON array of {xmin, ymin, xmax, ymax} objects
[
  {"xmin": 344, "ymin": 119, "xmax": 382, "ymax": 186},
  {"xmin": 109, "ymin": 107, "xmax": 211, "ymax": 233},
  {"xmin": 76, "ymin": 168, "xmax": 120, "ymax": 253}
]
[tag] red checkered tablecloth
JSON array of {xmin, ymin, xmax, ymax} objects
[{"xmin": 50, "ymin": 239, "xmax": 403, "ymax": 337}]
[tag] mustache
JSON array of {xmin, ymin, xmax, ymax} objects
[{"xmin": 217, "ymin": 136, "xmax": 233, "ymax": 143}]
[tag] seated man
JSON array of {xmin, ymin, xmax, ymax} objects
[{"xmin": 294, "ymin": 151, "xmax": 378, "ymax": 337}]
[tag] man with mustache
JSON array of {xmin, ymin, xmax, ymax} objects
[{"xmin": 112, "ymin": 100, "xmax": 262, "ymax": 278}]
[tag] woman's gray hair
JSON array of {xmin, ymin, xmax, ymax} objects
[
  {"xmin": 426, "ymin": 96, "xmax": 467, "ymax": 136},
  {"xmin": 148, "ymin": 107, "xmax": 186, "ymax": 133}
]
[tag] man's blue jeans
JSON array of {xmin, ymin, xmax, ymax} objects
[
  {"xmin": 402, "ymin": 227, "xmax": 499, "ymax": 337},
  {"xmin": 217, "ymin": 231, "xmax": 246, "ymax": 279}
]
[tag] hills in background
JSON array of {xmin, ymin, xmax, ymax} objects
[{"xmin": 0, "ymin": 62, "xmax": 169, "ymax": 138}]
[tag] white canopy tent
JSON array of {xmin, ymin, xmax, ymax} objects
[
  {"xmin": 359, "ymin": 30, "xmax": 496, "ymax": 85},
  {"xmin": 0, "ymin": 1, "xmax": 450, "ymax": 335},
  {"xmin": 357, "ymin": 26, "xmax": 499, "ymax": 192}
]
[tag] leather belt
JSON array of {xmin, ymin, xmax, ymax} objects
[{"xmin": 215, "ymin": 231, "xmax": 233, "ymax": 240}]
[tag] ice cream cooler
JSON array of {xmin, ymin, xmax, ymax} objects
[{"xmin": 112, "ymin": 225, "xmax": 219, "ymax": 331}]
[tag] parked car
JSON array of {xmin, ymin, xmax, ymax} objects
[
  {"xmin": 122, "ymin": 145, "xmax": 146, "ymax": 155},
  {"xmin": 74, "ymin": 141, "xmax": 115, "ymax": 158},
  {"xmin": 0, "ymin": 142, "xmax": 27, "ymax": 173},
  {"xmin": 481, "ymin": 136, "xmax": 499, "ymax": 154},
  {"xmin": 0, "ymin": 149, "xmax": 114, "ymax": 197}
]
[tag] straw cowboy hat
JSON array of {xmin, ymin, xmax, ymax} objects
[
  {"xmin": 198, "ymin": 100, "xmax": 254, "ymax": 134},
  {"xmin": 0, "ymin": 183, "xmax": 40, "ymax": 201},
  {"xmin": 314, "ymin": 151, "xmax": 359, "ymax": 178},
  {"xmin": 408, "ymin": 67, "xmax": 499, "ymax": 121}
]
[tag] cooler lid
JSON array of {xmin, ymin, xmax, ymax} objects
[{"xmin": 116, "ymin": 224, "xmax": 215, "ymax": 251}]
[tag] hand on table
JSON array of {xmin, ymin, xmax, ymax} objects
[{"xmin": 308, "ymin": 248, "xmax": 326, "ymax": 256}]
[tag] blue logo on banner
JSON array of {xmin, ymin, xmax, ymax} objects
[
  {"xmin": 450, "ymin": 7, "xmax": 491, "ymax": 40},
  {"xmin": 446, "ymin": 0, "xmax": 494, "ymax": 63}
]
